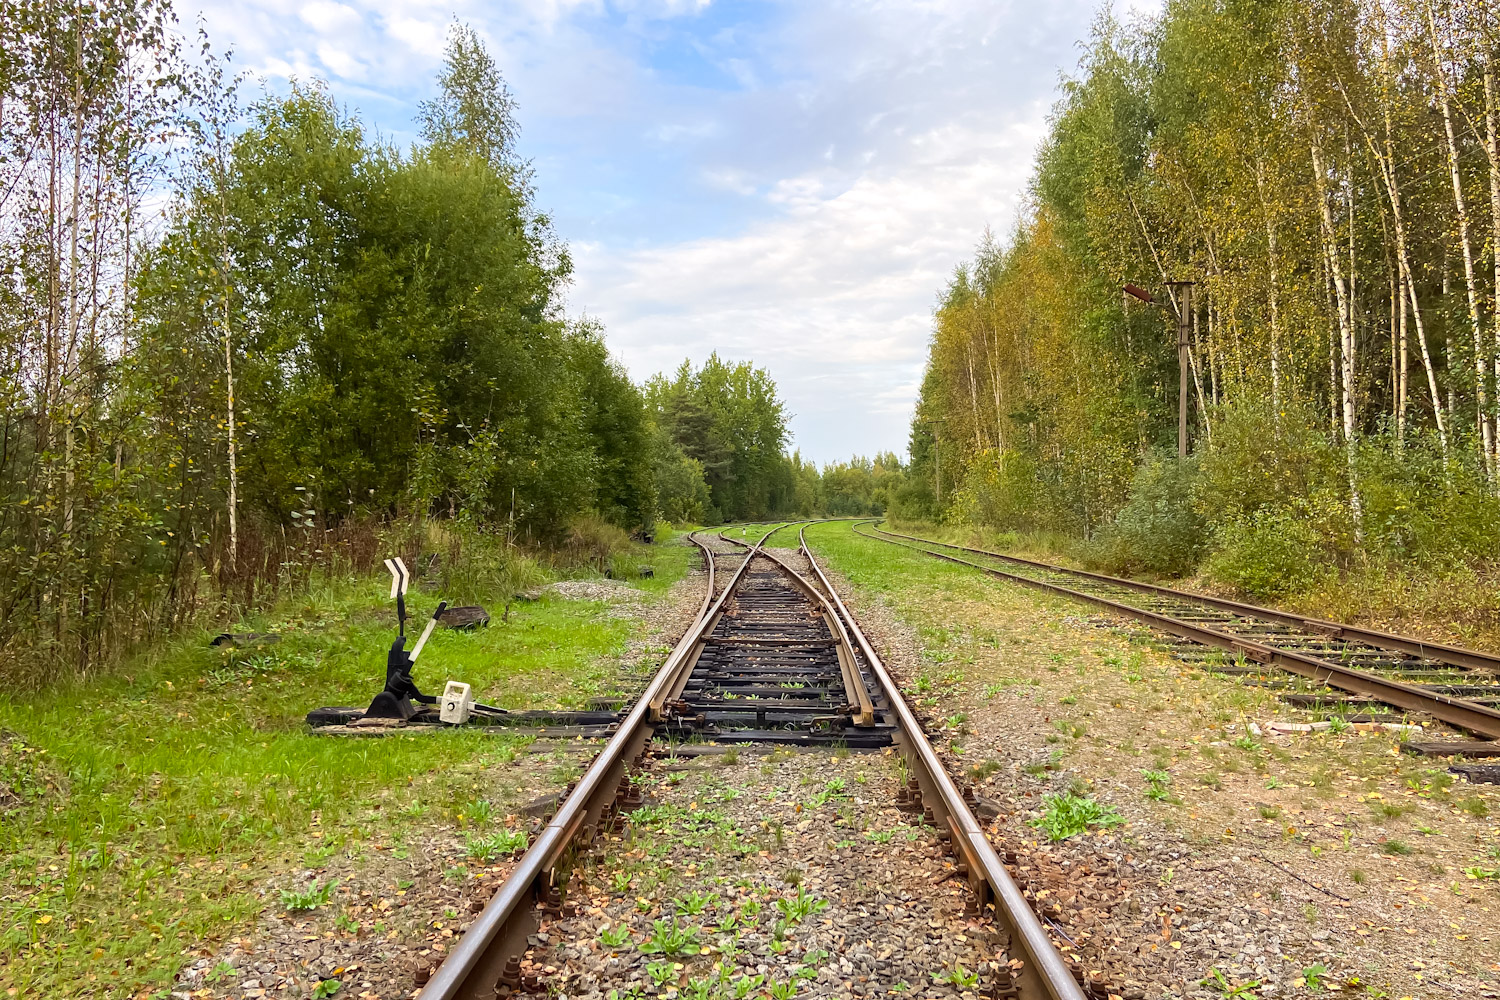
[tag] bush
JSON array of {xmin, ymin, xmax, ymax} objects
[
  {"xmin": 951, "ymin": 450, "xmax": 1040, "ymax": 530},
  {"xmin": 1355, "ymin": 433, "xmax": 1500, "ymax": 565},
  {"xmin": 1196, "ymin": 400, "xmax": 1344, "ymax": 524},
  {"xmin": 1205, "ymin": 505, "xmax": 1341, "ymax": 598},
  {"xmin": 436, "ymin": 525, "xmax": 547, "ymax": 620},
  {"xmin": 1096, "ymin": 454, "xmax": 1206, "ymax": 576},
  {"xmin": 556, "ymin": 517, "xmax": 633, "ymax": 573},
  {"xmin": 654, "ymin": 441, "xmax": 713, "ymax": 523}
]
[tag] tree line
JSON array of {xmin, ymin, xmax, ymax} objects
[
  {"xmin": 909, "ymin": 0, "xmax": 1500, "ymax": 595},
  {"xmin": 0, "ymin": 0, "xmax": 900, "ymax": 682}
]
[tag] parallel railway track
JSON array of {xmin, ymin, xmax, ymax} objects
[
  {"xmin": 418, "ymin": 524, "xmax": 1090, "ymax": 1000},
  {"xmin": 857, "ymin": 521, "xmax": 1500, "ymax": 742}
]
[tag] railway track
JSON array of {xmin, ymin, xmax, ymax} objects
[
  {"xmin": 856, "ymin": 521, "xmax": 1500, "ymax": 744},
  {"xmin": 418, "ymin": 523, "xmax": 1092, "ymax": 1000}
]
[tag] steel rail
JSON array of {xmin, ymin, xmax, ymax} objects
[
  {"xmin": 855, "ymin": 522, "xmax": 1500, "ymax": 740},
  {"xmin": 419, "ymin": 527, "xmax": 775, "ymax": 1000},
  {"xmin": 790, "ymin": 524, "xmax": 1087, "ymax": 1000},
  {"xmin": 866, "ymin": 523, "xmax": 1500, "ymax": 674},
  {"xmin": 714, "ymin": 524, "xmax": 877, "ymax": 726}
]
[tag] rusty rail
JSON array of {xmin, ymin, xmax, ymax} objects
[
  {"xmin": 867, "ymin": 523, "xmax": 1500, "ymax": 674},
  {"xmin": 857, "ymin": 521, "xmax": 1500, "ymax": 740},
  {"xmin": 787, "ymin": 524, "xmax": 1087, "ymax": 1000},
  {"xmin": 418, "ymin": 528, "xmax": 771, "ymax": 999}
]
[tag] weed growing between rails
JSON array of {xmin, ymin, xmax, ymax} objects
[
  {"xmin": 0, "ymin": 531, "xmax": 698, "ymax": 997},
  {"xmin": 524, "ymin": 748, "xmax": 993, "ymax": 997},
  {"xmin": 800, "ymin": 521, "xmax": 1500, "ymax": 999}
]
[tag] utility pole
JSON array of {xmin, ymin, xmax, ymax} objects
[
  {"xmin": 1165, "ymin": 280, "xmax": 1194, "ymax": 460},
  {"xmin": 1124, "ymin": 280, "xmax": 1196, "ymax": 459},
  {"xmin": 929, "ymin": 418, "xmax": 945, "ymax": 509}
]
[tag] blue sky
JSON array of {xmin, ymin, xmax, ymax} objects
[{"xmin": 189, "ymin": 0, "xmax": 1158, "ymax": 464}]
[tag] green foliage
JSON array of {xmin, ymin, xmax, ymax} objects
[
  {"xmin": 640, "ymin": 917, "xmax": 701, "ymax": 956},
  {"xmin": 1300, "ymin": 964, "xmax": 1328, "ymax": 991},
  {"xmin": 819, "ymin": 453, "xmax": 907, "ymax": 516},
  {"xmin": 774, "ymin": 886, "xmax": 829, "ymax": 925},
  {"xmin": 280, "ymin": 879, "xmax": 338, "ymax": 912},
  {"xmin": 1, "ymin": 16, "xmax": 662, "ymax": 684},
  {"xmin": 599, "ymin": 923, "xmax": 632, "ymax": 948},
  {"xmin": 908, "ymin": 5, "xmax": 1500, "ymax": 594},
  {"xmin": 654, "ymin": 432, "xmax": 714, "ymax": 523},
  {"xmin": 1201, "ymin": 968, "xmax": 1260, "ymax": 998},
  {"xmin": 465, "ymin": 828, "xmax": 528, "ymax": 861},
  {"xmin": 1141, "ymin": 769, "xmax": 1172, "ymax": 801},
  {"xmin": 673, "ymin": 890, "xmax": 718, "ymax": 915},
  {"xmin": 646, "ymin": 354, "xmax": 791, "ymax": 522},
  {"xmin": 1195, "ymin": 401, "xmax": 1346, "ymax": 527},
  {"xmin": 937, "ymin": 963, "xmax": 980, "ymax": 988},
  {"xmin": 1097, "ymin": 455, "xmax": 1206, "ymax": 575},
  {"xmin": 1205, "ymin": 508, "xmax": 1338, "ymax": 599},
  {"xmin": 1030, "ymin": 792, "xmax": 1125, "ymax": 841}
]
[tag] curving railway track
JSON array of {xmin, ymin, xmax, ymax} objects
[
  {"xmin": 856, "ymin": 521, "xmax": 1500, "ymax": 744},
  {"xmin": 417, "ymin": 523, "xmax": 1093, "ymax": 1000}
]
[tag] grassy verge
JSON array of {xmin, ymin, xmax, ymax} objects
[{"xmin": 0, "ymin": 528, "xmax": 699, "ymax": 996}]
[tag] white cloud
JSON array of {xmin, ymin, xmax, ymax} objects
[
  {"xmin": 299, "ymin": 1, "xmax": 361, "ymax": 35},
  {"xmin": 570, "ymin": 114, "xmax": 1046, "ymax": 459},
  {"xmin": 315, "ymin": 42, "xmax": 366, "ymax": 80}
]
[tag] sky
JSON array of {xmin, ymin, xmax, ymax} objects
[{"xmin": 187, "ymin": 0, "xmax": 1157, "ymax": 464}]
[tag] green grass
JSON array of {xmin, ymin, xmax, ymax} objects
[
  {"xmin": 800, "ymin": 520, "xmax": 1003, "ymax": 609},
  {"xmin": 0, "ymin": 530, "xmax": 696, "ymax": 996}
]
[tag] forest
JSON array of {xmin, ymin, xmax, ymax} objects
[
  {"xmin": 0, "ymin": 0, "xmax": 901, "ymax": 684},
  {"xmin": 907, "ymin": 0, "xmax": 1500, "ymax": 611}
]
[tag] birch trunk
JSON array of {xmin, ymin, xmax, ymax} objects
[
  {"xmin": 1428, "ymin": 3, "xmax": 1492, "ymax": 476},
  {"xmin": 1354, "ymin": 21, "xmax": 1449, "ymax": 455},
  {"xmin": 1255, "ymin": 156, "xmax": 1282, "ymax": 408},
  {"xmin": 1311, "ymin": 137, "xmax": 1364, "ymax": 536},
  {"xmin": 1485, "ymin": 66, "xmax": 1500, "ymax": 480}
]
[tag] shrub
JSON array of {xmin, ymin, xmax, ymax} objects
[
  {"xmin": 1196, "ymin": 400, "xmax": 1344, "ymax": 525},
  {"xmin": 555, "ymin": 517, "xmax": 632, "ymax": 572},
  {"xmin": 654, "ymin": 441, "xmax": 713, "ymax": 523},
  {"xmin": 951, "ymin": 449, "xmax": 1040, "ymax": 531},
  {"xmin": 1355, "ymin": 433, "xmax": 1500, "ymax": 565},
  {"xmin": 1097, "ymin": 453, "xmax": 1207, "ymax": 576},
  {"xmin": 1204, "ymin": 505, "xmax": 1340, "ymax": 598},
  {"xmin": 439, "ymin": 527, "xmax": 546, "ymax": 616}
]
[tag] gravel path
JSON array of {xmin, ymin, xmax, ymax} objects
[{"xmin": 524, "ymin": 747, "xmax": 998, "ymax": 999}]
